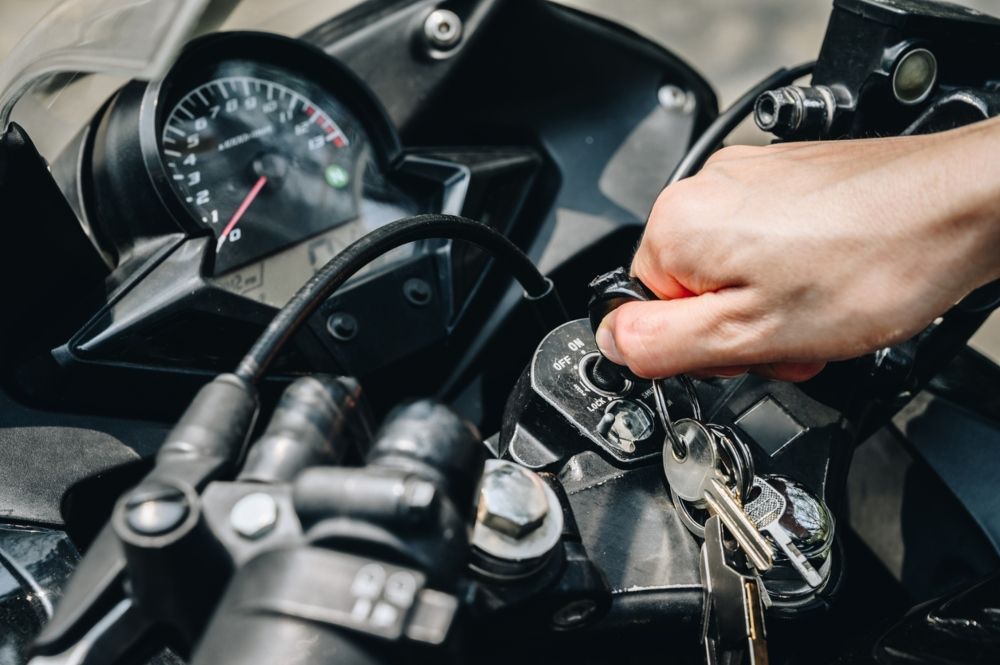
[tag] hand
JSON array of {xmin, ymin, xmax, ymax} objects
[{"xmin": 596, "ymin": 119, "xmax": 1000, "ymax": 381}]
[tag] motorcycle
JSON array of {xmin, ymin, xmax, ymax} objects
[{"xmin": 1, "ymin": 0, "xmax": 999, "ymax": 663}]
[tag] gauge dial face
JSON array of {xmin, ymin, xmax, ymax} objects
[{"xmin": 160, "ymin": 68, "xmax": 367, "ymax": 274}]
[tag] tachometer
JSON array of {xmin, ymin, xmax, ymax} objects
[{"xmin": 160, "ymin": 67, "xmax": 367, "ymax": 274}]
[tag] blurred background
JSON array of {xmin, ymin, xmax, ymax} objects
[
  {"xmin": 1, "ymin": 0, "xmax": 999, "ymax": 354},
  {"xmin": 3, "ymin": 0, "xmax": 999, "ymax": 105}
]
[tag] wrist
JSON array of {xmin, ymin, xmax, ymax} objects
[{"xmin": 923, "ymin": 118, "xmax": 1000, "ymax": 292}]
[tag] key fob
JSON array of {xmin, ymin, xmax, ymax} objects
[
  {"xmin": 587, "ymin": 267, "xmax": 657, "ymax": 335},
  {"xmin": 587, "ymin": 267, "xmax": 657, "ymax": 384}
]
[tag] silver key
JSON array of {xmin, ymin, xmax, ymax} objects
[
  {"xmin": 701, "ymin": 515, "xmax": 769, "ymax": 665},
  {"xmin": 703, "ymin": 477, "xmax": 774, "ymax": 573},
  {"xmin": 662, "ymin": 419, "xmax": 719, "ymax": 502},
  {"xmin": 744, "ymin": 477, "xmax": 823, "ymax": 588},
  {"xmin": 664, "ymin": 419, "xmax": 773, "ymax": 574}
]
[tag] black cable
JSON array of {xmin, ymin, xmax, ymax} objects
[
  {"xmin": 237, "ymin": 69, "xmax": 817, "ymax": 385},
  {"xmin": 666, "ymin": 61, "xmax": 815, "ymax": 186},
  {"xmin": 235, "ymin": 214, "xmax": 563, "ymax": 384}
]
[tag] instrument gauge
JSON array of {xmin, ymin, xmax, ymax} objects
[{"xmin": 159, "ymin": 65, "xmax": 369, "ymax": 274}]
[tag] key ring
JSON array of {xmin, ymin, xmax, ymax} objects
[{"xmin": 652, "ymin": 375, "xmax": 702, "ymax": 460}]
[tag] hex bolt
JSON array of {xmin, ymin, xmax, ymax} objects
[
  {"xmin": 230, "ymin": 492, "xmax": 279, "ymax": 540},
  {"xmin": 754, "ymin": 87, "xmax": 802, "ymax": 134},
  {"xmin": 124, "ymin": 484, "xmax": 190, "ymax": 536},
  {"xmin": 477, "ymin": 461, "xmax": 549, "ymax": 539},
  {"xmin": 326, "ymin": 312, "xmax": 358, "ymax": 341},
  {"xmin": 755, "ymin": 85, "xmax": 837, "ymax": 139},
  {"xmin": 424, "ymin": 9, "xmax": 463, "ymax": 50}
]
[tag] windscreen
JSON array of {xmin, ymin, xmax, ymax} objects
[{"xmin": 0, "ymin": 0, "xmax": 233, "ymax": 158}]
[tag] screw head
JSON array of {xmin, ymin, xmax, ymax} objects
[
  {"xmin": 230, "ymin": 492, "xmax": 279, "ymax": 540},
  {"xmin": 478, "ymin": 461, "xmax": 549, "ymax": 539},
  {"xmin": 403, "ymin": 278, "xmax": 432, "ymax": 306},
  {"xmin": 327, "ymin": 312, "xmax": 358, "ymax": 341},
  {"xmin": 657, "ymin": 84, "xmax": 690, "ymax": 113},
  {"xmin": 124, "ymin": 483, "xmax": 190, "ymax": 536},
  {"xmin": 424, "ymin": 9, "xmax": 463, "ymax": 50},
  {"xmin": 552, "ymin": 599, "xmax": 598, "ymax": 629}
]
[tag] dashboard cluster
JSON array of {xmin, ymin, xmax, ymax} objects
[
  {"xmin": 68, "ymin": 33, "xmax": 466, "ymax": 376},
  {"xmin": 143, "ymin": 35, "xmax": 417, "ymax": 304},
  {"xmin": 51, "ymin": 28, "xmax": 546, "ymax": 407}
]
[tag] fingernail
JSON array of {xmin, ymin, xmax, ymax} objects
[{"xmin": 596, "ymin": 317, "xmax": 624, "ymax": 365}]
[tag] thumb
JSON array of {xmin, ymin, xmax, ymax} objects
[{"xmin": 595, "ymin": 294, "xmax": 760, "ymax": 378}]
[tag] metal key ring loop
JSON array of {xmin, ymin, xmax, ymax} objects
[
  {"xmin": 677, "ymin": 375, "xmax": 702, "ymax": 420},
  {"xmin": 653, "ymin": 378, "xmax": 685, "ymax": 459},
  {"xmin": 672, "ymin": 489, "xmax": 706, "ymax": 538},
  {"xmin": 653, "ymin": 376, "xmax": 703, "ymax": 459},
  {"xmin": 708, "ymin": 424, "xmax": 755, "ymax": 503}
]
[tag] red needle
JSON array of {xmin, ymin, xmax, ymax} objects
[{"xmin": 217, "ymin": 175, "xmax": 268, "ymax": 252}]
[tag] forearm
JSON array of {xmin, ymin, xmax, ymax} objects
[
  {"xmin": 930, "ymin": 117, "xmax": 1000, "ymax": 291},
  {"xmin": 598, "ymin": 116, "xmax": 1000, "ymax": 379}
]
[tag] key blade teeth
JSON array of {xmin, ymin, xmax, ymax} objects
[
  {"xmin": 750, "ymin": 476, "xmax": 829, "ymax": 589},
  {"xmin": 784, "ymin": 540, "xmax": 824, "ymax": 588},
  {"xmin": 802, "ymin": 568, "xmax": 824, "ymax": 588},
  {"xmin": 704, "ymin": 479, "xmax": 774, "ymax": 573},
  {"xmin": 764, "ymin": 524, "xmax": 824, "ymax": 589}
]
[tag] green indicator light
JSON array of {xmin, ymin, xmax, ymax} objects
[{"xmin": 324, "ymin": 164, "xmax": 350, "ymax": 189}]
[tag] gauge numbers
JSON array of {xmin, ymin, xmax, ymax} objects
[{"xmin": 160, "ymin": 72, "xmax": 364, "ymax": 274}]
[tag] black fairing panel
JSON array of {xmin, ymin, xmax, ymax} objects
[
  {"xmin": 309, "ymin": 0, "xmax": 716, "ymax": 243},
  {"xmin": 306, "ymin": 0, "xmax": 717, "ymax": 425},
  {"xmin": 0, "ymin": 1, "xmax": 715, "ymax": 525}
]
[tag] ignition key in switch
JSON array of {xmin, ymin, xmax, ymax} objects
[
  {"xmin": 586, "ymin": 266, "xmax": 657, "ymax": 387},
  {"xmin": 498, "ymin": 319, "xmax": 689, "ymax": 468},
  {"xmin": 587, "ymin": 267, "xmax": 656, "ymax": 334}
]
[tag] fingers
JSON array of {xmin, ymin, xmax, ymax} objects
[
  {"xmin": 596, "ymin": 297, "xmax": 826, "ymax": 381},
  {"xmin": 689, "ymin": 362, "xmax": 826, "ymax": 382},
  {"xmin": 631, "ymin": 241, "xmax": 697, "ymax": 299},
  {"xmin": 595, "ymin": 295, "xmax": 763, "ymax": 378},
  {"xmin": 689, "ymin": 365, "xmax": 751, "ymax": 379},
  {"xmin": 751, "ymin": 361, "xmax": 826, "ymax": 382}
]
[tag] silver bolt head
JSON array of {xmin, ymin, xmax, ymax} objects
[
  {"xmin": 658, "ymin": 84, "xmax": 690, "ymax": 113},
  {"xmin": 424, "ymin": 9, "xmax": 463, "ymax": 49},
  {"xmin": 124, "ymin": 484, "xmax": 190, "ymax": 536},
  {"xmin": 478, "ymin": 460, "xmax": 549, "ymax": 539},
  {"xmin": 230, "ymin": 492, "xmax": 279, "ymax": 540}
]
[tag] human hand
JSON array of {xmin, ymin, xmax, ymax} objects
[{"xmin": 596, "ymin": 120, "xmax": 1000, "ymax": 381}]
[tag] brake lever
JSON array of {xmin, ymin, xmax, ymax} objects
[
  {"xmin": 30, "ymin": 525, "xmax": 132, "ymax": 659},
  {"xmin": 30, "ymin": 375, "xmax": 259, "ymax": 662},
  {"xmin": 30, "ymin": 598, "xmax": 150, "ymax": 665}
]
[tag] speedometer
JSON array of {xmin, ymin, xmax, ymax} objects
[{"xmin": 160, "ymin": 65, "xmax": 368, "ymax": 274}]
